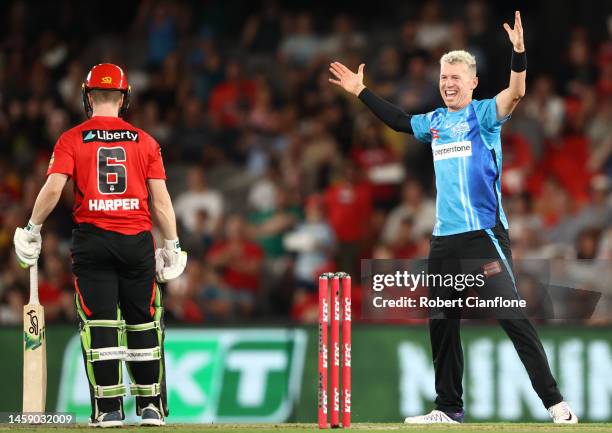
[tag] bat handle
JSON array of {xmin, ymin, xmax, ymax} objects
[{"xmin": 29, "ymin": 262, "xmax": 39, "ymax": 305}]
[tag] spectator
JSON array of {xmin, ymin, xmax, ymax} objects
[
  {"xmin": 545, "ymin": 108, "xmax": 593, "ymax": 204},
  {"xmin": 57, "ymin": 60, "xmax": 85, "ymax": 115},
  {"xmin": 249, "ymin": 187, "xmax": 301, "ymax": 259},
  {"xmin": 0, "ymin": 283, "xmax": 24, "ymax": 324},
  {"xmin": 390, "ymin": 216, "xmax": 419, "ymax": 258},
  {"xmin": 241, "ymin": 0, "xmax": 283, "ymax": 54},
  {"xmin": 546, "ymin": 175, "xmax": 612, "ymax": 245},
  {"xmin": 39, "ymin": 254, "xmax": 73, "ymax": 322},
  {"xmin": 279, "ymin": 12, "xmax": 320, "ymax": 67},
  {"xmin": 174, "ymin": 166, "xmax": 224, "ymax": 237},
  {"xmin": 324, "ymin": 162, "xmax": 373, "ymax": 277},
  {"xmin": 285, "ymin": 194, "xmax": 335, "ymax": 322},
  {"xmin": 397, "ymin": 20, "xmax": 429, "ymax": 74},
  {"xmin": 146, "ymin": 1, "xmax": 177, "ymax": 67},
  {"xmin": 506, "ymin": 193, "xmax": 544, "ymax": 259},
  {"xmin": 284, "ymin": 194, "xmax": 335, "ymax": 288},
  {"xmin": 190, "ymin": 30, "xmax": 224, "ymax": 101},
  {"xmin": 559, "ymin": 31, "xmax": 599, "ymax": 96},
  {"xmin": 371, "ymin": 46, "xmax": 403, "ymax": 100},
  {"xmin": 523, "ymin": 75, "xmax": 565, "ymax": 140},
  {"xmin": 249, "ymin": 187, "xmax": 301, "ymax": 312},
  {"xmin": 464, "ymin": 0, "xmax": 495, "ymax": 91},
  {"xmin": 172, "ymin": 97, "xmax": 212, "ymax": 162},
  {"xmin": 351, "ymin": 120, "xmax": 402, "ymax": 209},
  {"xmin": 208, "ymin": 59, "xmax": 257, "ymax": 129},
  {"xmin": 587, "ymin": 97, "xmax": 612, "ymax": 178},
  {"xmin": 163, "ymin": 260, "xmax": 205, "ymax": 324},
  {"xmin": 396, "ymin": 54, "xmax": 439, "ymax": 113},
  {"xmin": 207, "ymin": 215, "xmax": 264, "ymax": 316},
  {"xmin": 138, "ymin": 100, "xmax": 171, "ymax": 144},
  {"xmin": 381, "ymin": 178, "xmax": 436, "ymax": 244},
  {"xmin": 415, "ymin": 0, "xmax": 450, "ymax": 50},
  {"xmin": 319, "ymin": 14, "xmax": 366, "ymax": 58},
  {"xmin": 500, "ymin": 127, "xmax": 536, "ymax": 196},
  {"xmin": 248, "ymin": 160, "xmax": 282, "ymax": 212}
]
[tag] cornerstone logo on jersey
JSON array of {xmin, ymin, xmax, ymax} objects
[{"xmin": 57, "ymin": 329, "xmax": 307, "ymax": 423}]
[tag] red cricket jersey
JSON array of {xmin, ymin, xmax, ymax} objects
[{"xmin": 47, "ymin": 116, "xmax": 166, "ymax": 235}]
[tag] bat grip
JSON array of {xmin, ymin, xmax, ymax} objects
[{"xmin": 29, "ymin": 262, "xmax": 39, "ymax": 305}]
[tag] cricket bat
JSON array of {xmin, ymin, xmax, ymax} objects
[{"xmin": 23, "ymin": 263, "xmax": 46, "ymax": 413}]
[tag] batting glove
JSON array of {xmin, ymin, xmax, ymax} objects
[
  {"xmin": 14, "ymin": 221, "xmax": 42, "ymax": 268},
  {"xmin": 155, "ymin": 239, "xmax": 187, "ymax": 283}
]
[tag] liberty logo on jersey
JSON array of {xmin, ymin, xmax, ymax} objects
[{"xmin": 83, "ymin": 130, "xmax": 139, "ymax": 143}]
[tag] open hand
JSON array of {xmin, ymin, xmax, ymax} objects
[
  {"xmin": 329, "ymin": 62, "xmax": 366, "ymax": 96},
  {"xmin": 503, "ymin": 11, "xmax": 525, "ymax": 52}
]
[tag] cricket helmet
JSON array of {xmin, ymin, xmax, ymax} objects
[{"xmin": 82, "ymin": 63, "xmax": 131, "ymax": 118}]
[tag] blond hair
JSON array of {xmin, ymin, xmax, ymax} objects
[{"xmin": 440, "ymin": 50, "xmax": 477, "ymax": 75}]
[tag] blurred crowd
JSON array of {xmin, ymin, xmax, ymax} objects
[{"xmin": 0, "ymin": 0, "xmax": 611, "ymax": 325}]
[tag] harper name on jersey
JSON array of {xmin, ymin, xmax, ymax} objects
[
  {"xmin": 89, "ymin": 198, "xmax": 140, "ymax": 211},
  {"xmin": 411, "ymin": 97, "xmax": 510, "ymax": 236}
]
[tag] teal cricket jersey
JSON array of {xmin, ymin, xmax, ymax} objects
[{"xmin": 410, "ymin": 97, "xmax": 510, "ymax": 236}]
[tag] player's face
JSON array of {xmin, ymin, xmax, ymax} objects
[{"xmin": 439, "ymin": 62, "xmax": 478, "ymax": 111}]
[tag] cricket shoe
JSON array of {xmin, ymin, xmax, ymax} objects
[
  {"xmin": 141, "ymin": 404, "xmax": 165, "ymax": 426},
  {"xmin": 404, "ymin": 409, "xmax": 464, "ymax": 424},
  {"xmin": 548, "ymin": 401, "xmax": 578, "ymax": 424},
  {"xmin": 88, "ymin": 411, "xmax": 123, "ymax": 428}
]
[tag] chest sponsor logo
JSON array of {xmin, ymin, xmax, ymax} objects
[
  {"xmin": 432, "ymin": 141, "xmax": 472, "ymax": 161},
  {"xmin": 82, "ymin": 129, "xmax": 139, "ymax": 143},
  {"xmin": 450, "ymin": 121, "xmax": 470, "ymax": 137}
]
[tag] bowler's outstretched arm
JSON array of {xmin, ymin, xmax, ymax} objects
[{"xmin": 495, "ymin": 11, "xmax": 527, "ymax": 120}]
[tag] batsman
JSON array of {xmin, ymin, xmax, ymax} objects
[{"xmin": 13, "ymin": 63, "xmax": 187, "ymax": 427}]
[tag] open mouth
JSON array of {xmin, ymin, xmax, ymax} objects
[{"xmin": 445, "ymin": 90, "xmax": 458, "ymax": 98}]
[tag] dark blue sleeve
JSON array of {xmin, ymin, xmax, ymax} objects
[{"xmin": 358, "ymin": 88, "xmax": 414, "ymax": 133}]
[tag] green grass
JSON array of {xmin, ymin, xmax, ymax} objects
[{"xmin": 2, "ymin": 423, "xmax": 612, "ymax": 433}]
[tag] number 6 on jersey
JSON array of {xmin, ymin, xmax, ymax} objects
[{"xmin": 98, "ymin": 147, "xmax": 127, "ymax": 194}]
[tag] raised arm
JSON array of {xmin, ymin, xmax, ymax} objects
[
  {"xmin": 496, "ymin": 11, "xmax": 526, "ymax": 120},
  {"xmin": 329, "ymin": 62, "xmax": 414, "ymax": 133}
]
